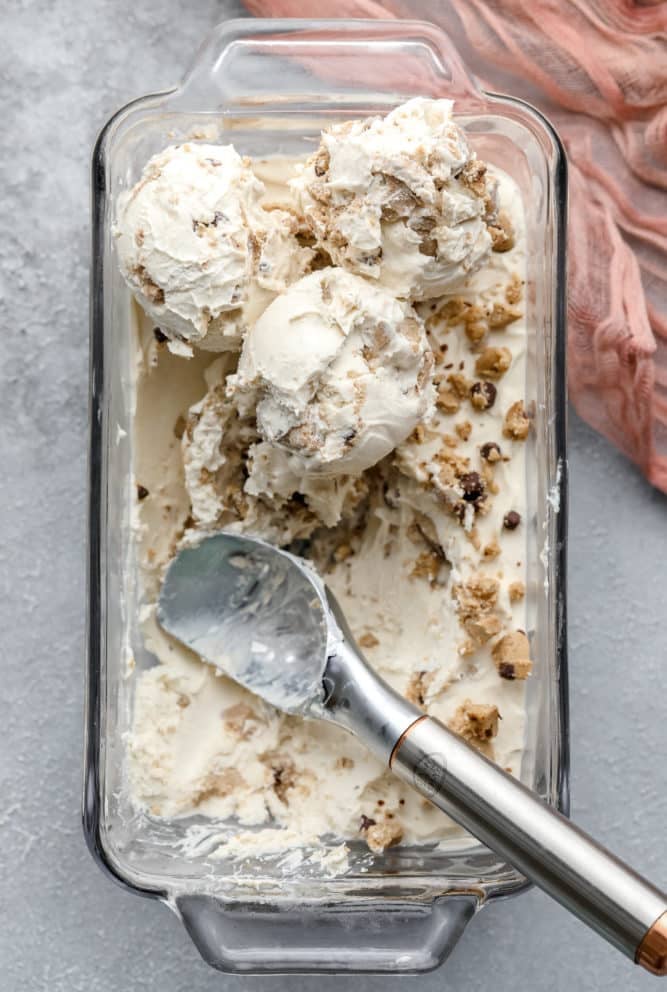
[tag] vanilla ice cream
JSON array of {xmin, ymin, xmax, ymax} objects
[
  {"xmin": 229, "ymin": 268, "xmax": 434, "ymax": 478},
  {"xmin": 124, "ymin": 124, "xmax": 533, "ymax": 864},
  {"xmin": 291, "ymin": 98, "xmax": 499, "ymax": 301},
  {"xmin": 115, "ymin": 142, "xmax": 312, "ymax": 355},
  {"xmin": 181, "ymin": 355, "xmax": 369, "ymax": 538}
]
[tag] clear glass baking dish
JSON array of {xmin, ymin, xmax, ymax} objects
[{"xmin": 85, "ymin": 17, "xmax": 568, "ymax": 975}]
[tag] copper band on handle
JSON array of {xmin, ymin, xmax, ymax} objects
[
  {"xmin": 389, "ymin": 714, "xmax": 428, "ymax": 769},
  {"xmin": 636, "ymin": 911, "xmax": 667, "ymax": 976}
]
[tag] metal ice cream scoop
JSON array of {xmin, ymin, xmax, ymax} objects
[{"xmin": 158, "ymin": 532, "xmax": 667, "ymax": 975}]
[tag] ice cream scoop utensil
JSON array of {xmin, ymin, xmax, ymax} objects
[{"xmin": 158, "ymin": 532, "xmax": 667, "ymax": 975}]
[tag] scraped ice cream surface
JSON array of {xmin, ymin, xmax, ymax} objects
[{"xmin": 122, "ymin": 99, "xmax": 535, "ymax": 864}]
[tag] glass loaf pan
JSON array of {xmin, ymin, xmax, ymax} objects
[{"xmin": 85, "ymin": 17, "xmax": 568, "ymax": 975}]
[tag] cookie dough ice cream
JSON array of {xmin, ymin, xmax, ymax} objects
[
  {"xmin": 291, "ymin": 98, "xmax": 502, "ymax": 300},
  {"xmin": 123, "ymin": 100, "xmax": 534, "ymax": 862},
  {"xmin": 231, "ymin": 267, "xmax": 434, "ymax": 478},
  {"xmin": 115, "ymin": 142, "xmax": 311, "ymax": 355}
]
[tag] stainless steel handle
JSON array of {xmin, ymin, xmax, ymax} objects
[
  {"xmin": 390, "ymin": 715, "xmax": 667, "ymax": 974},
  {"xmin": 322, "ymin": 625, "xmax": 667, "ymax": 974}
]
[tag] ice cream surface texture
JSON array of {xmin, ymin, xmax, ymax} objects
[
  {"xmin": 230, "ymin": 267, "xmax": 434, "ymax": 478},
  {"xmin": 115, "ymin": 142, "xmax": 311, "ymax": 355},
  {"xmin": 291, "ymin": 97, "xmax": 497, "ymax": 300},
  {"xmin": 122, "ymin": 100, "xmax": 534, "ymax": 866}
]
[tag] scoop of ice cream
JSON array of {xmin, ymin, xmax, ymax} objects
[
  {"xmin": 229, "ymin": 268, "xmax": 434, "ymax": 477},
  {"xmin": 182, "ymin": 358, "xmax": 367, "ymax": 540},
  {"xmin": 291, "ymin": 98, "xmax": 496, "ymax": 300},
  {"xmin": 115, "ymin": 142, "xmax": 311, "ymax": 355}
]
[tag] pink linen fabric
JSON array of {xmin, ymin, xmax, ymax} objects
[{"xmin": 244, "ymin": 0, "xmax": 667, "ymax": 490}]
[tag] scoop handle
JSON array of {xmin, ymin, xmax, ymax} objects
[
  {"xmin": 389, "ymin": 715, "xmax": 667, "ymax": 974},
  {"xmin": 323, "ymin": 624, "xmax": 667, "ymax": 974}
]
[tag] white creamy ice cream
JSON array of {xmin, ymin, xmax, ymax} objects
[
  {"xmin": 115, "ymin": 142, "xmax": 311, "ymax": 355},
  {"xmin": 181, "ymin": 355, "xmax": 369, "ymax": 538},
  {"xmin": 124, "ymin": 133, "xmax": 533, "ymax": 865},
  {"xmin": 229, "ymin": 268, "xmax": 434, "ymax": 480},
  {"xmin": 291, "ymin": 98, "xmax": 496, "ymax": 300}
]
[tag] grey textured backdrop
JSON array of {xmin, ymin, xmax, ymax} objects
[{"xmin": 1, "ymin": 1, "xmax": 665, "ymax": 989}]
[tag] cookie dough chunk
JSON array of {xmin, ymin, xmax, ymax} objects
[
  {"xmin": 449, "ymin": 699, "xmax": 500, "ymax": 753},
  {"xmin": 364, "ymin": 818, "xmax": 404, "ymax": 853},
  {"xmin": 492, "ymin": 630, "xmax": 533, "ymax": 680},
  {"xmin": 454, "ymin": 575, "xmax": 504, "ymax": 651},
  {"xmin": 503, "ymin": 400, "xmax": 531, "ymax": 440}
]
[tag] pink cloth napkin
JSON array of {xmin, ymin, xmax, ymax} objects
[{"xmin": 244, "ymin": 0, "xmax": 667, "ymax": 491}]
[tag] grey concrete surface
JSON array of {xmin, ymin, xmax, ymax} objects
[{"xmin": 1, "ymin": 1, "xmax": 665, "ymax": 989}]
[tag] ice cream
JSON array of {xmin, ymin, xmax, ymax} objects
[
  {"xmin": 230, "ymin": 267, "xmax": 434, "ymax": 480},
  {"xmin": 291, "ymin": 98, "xmax": 501, "ymax": 301},
  {"xmin": 123, "ymin": 107, "xmax": 534, "ymax": 863},
  {"xmin": 114, "ymin": 142, "xmax": 312, "ymax": 355},
  {"xmin": 180, "ymin": 266, "xmax": 431, "ymax": 535},
  {"xmin": 181, "ymin": 353, "xmax": 368, "ymax": 539}
]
